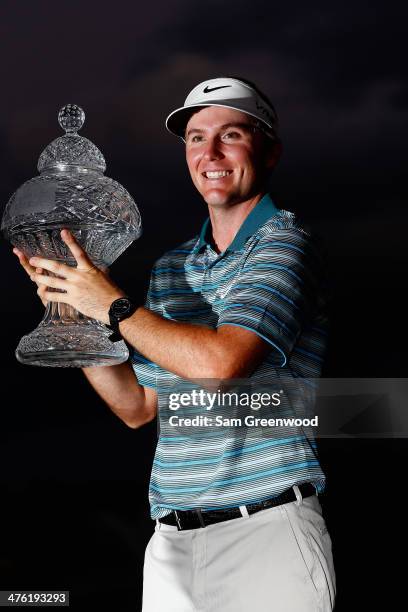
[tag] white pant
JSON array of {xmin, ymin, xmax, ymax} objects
[{"xmin": 142, "ymin": 489, "xmax": 336, "ymax": 611}]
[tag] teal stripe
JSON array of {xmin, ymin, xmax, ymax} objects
[
  {"xmin": 151, "ymin": 280, "xmax": 232, "ymax": 296},
  {"xmin": 152, "ymin": 265, "xmax": 205, "ymax": 274},
  {"xmin": 244, "ymin": 263, "xmax": 303, "ymax": 282},
  {"xmin": 233, "ymin": 283, "xmax": 299, "ymax": 307},
  {"xmin": 150, "ymin": 460, "xmax": 320, "ymax": 493},
  {"xmin": 131, "ymin": 353, "xmax": 156, "ymax": 365},
  {"xmin": 221, "ymin": 302, "xmax": 294, "ymax": 334},
  {"xmin": 150, "ymin": 484, "xmax": 321, "ymax": 513},
  {"xmin": 150, "ymin": 288, "xmax": 197, "ymax": 296},
  {"xmin": 153, "ymin": 436, "xmax": 305, "ymax": 467},
  {"xmin": 164, "ymin": 307, "xmax": 212, "ymax": 317},
  {"xmin": 252, "ymin": 241, "xmax": 306, "ymax": 255}
]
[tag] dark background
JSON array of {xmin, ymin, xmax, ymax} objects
[{"xmin": 1, "ymin": 0, "xmax": 407, "ymax": 609}]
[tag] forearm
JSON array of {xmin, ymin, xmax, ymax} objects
[
  {"xmin": 82, "ymin": 360, "xmax": 154, "ymax": 427},
  {"xmin": 118, "ymin": 307, "xmax": 261, "ymax": 380}
]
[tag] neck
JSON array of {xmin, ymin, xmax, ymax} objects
[{"xmin": 208, "ymin": 192, "xmax": 265, "ymax": 253}]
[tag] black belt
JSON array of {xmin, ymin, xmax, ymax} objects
[{"xmin": 158, "ymin": 483, "xmax": 317, "ymax": 531}]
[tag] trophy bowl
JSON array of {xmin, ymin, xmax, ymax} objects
[{"xmin": 2, "ymin": 104, "xmax": 142, "ymax": 367}]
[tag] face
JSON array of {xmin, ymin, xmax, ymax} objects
[{"xmin": 185, "ymin": 106, "xmax": 278, "ymax": 208}]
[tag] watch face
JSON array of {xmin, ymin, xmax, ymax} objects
[{"xmin": 112, "ymin": 298, "xmax": 131, "ymax": 317}]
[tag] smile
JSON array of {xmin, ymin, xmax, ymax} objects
[{"xmin": 202, "ymin": 170, "xmax": 232, "ymax": 179}]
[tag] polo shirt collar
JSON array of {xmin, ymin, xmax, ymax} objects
[{"xmin": 197, "ymin": 193, "xmax": 279, "ymax": 253}]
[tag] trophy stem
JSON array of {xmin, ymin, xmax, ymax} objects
[{"xmin": 16, "ymin": 274, "xmax": 129, "ymax": 367}]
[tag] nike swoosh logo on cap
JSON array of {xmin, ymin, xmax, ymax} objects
[{"xmin": 203, "ymin": 85, "xmax": 232, "ymax": 93}]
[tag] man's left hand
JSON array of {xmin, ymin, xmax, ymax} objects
[{"xmin": 29, "ymin": 229, "xmax": 125, "ymax": 324}]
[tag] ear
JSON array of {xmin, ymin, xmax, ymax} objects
[{"xmin": 265, "ymin": 139, "xmax": 283, "ymax": 170}]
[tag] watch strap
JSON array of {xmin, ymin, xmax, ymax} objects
[{"xmin": 108, "ymin": 297, "xmax": 138, "ymax": 343}]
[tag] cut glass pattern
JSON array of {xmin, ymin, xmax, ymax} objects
[{"xmin": 2, "ymin": 104, "xmax": 142, "ymax": 367}]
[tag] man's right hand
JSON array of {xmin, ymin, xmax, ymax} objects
[
  {"xmin": 13, "ymin": 248, "xmax": 48, "ymax": 307},
  {"xmin": 13, "ymin": 245, "xmax": 111, "ymax": 310}
]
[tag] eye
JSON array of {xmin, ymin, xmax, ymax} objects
[
  {"xmin": 189, "ymin": 134, "xmax": 204, "ymax": 144},
  {"xmin": 222, "ymin": 130, "xmax": 241, "ymax": 141}
]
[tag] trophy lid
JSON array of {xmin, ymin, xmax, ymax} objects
[
  {"xmin": 2, "ymin": 103, "xmax": 142, "ymax": 263},
  {"xmin": 37, "ymin": 104, "xmax": 107, "ymax": 173}
]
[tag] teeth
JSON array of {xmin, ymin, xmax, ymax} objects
[{"xmin": 204, "ymin": 171, "xmax": 231, "ymax": 179}]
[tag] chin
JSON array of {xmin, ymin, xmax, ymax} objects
[
  {"xmin": 202, "ymin": 189, "xmax": 236, "ymax": 207},
  {"xmin": 204, "ymin": 195, "xmax": 228, "ymax": 207}
]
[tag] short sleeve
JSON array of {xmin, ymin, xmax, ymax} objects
[{"xmin": 217, "ymin": 228, "xmax": 324, "ymax": 367}]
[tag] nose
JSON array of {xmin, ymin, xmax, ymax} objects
[{"xmin": 202, "ymin": 136, "xmax": 224, "ymax": 161}]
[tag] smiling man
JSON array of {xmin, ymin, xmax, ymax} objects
[
  {"xmin": 185, "ymin": 106, "xmax": 275, "ymax": 205},
  {"xmin": 14, "ymin": 77, "xmax": 336, "ymax": 611}
]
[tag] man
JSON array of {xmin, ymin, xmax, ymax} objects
[{"xmin": 14, "ymin": 77, "xmax": 336, "ymax": 611}]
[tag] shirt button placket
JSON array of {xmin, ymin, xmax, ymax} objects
[{"xmin": 202, "ymin": 247, "xmax": 212, "ymax": 294}]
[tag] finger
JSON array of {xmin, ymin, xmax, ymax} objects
[
  {"xmin": 28, "ymin": 256, "xmax": 74, "ymax": 278},
  {"xmin": 13, "ymin": 249, "xmax": 36, "ymax": 276},
  {"xmin": 13, "ymin": 247, "xmax": 28, "ymax": 264},
  {"xmin": 30, "ymin": 273, "xmax": 69, "ymax": 290},
  {"xmin": 60, "ymin": 229, "xmax": 93, "ymax": 270},
  {"xmin": 37, "ymin": 286, "xmax": 49, "ymax": 306},
  {"xmin": 13, "ymin": 250, "xmax": 45, "ymax": 280},
  {"xmin": 42, "ymin": 290, "xmax": 71, "ymax": 305},
  {"xmin": 13, "ymin": 250, "xmax": 49, "ymax": 306}
]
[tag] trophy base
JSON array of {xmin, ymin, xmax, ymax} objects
[{"xmin": 16, "ymin": 321, "xmax": 129, "ymax": 368}]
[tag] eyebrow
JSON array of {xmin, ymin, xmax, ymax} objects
[{"xmin": 186, "ymin": 122, "xmax": 256, "ymax": 138}]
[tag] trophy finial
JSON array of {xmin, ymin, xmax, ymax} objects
[
  {"xmin": 58, "ymin": 104, "xmax": 85, "ymax": 134},
  {"xmin": 37, "ymin": 104, "xmax": 106, "ymax": 173}
]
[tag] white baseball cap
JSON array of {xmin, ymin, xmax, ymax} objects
[{"xmin": 165, "ymin": 77, "xmax": 279, "ymax": 140}]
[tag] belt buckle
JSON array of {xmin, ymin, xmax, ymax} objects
[{"xmin": 174, "ymin": 509, "xmax": 207, "ymax": 530}]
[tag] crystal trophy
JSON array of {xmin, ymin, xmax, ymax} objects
[{"xmin": 2, "ymin": 104, "xmax": 142, "ymax": 367}]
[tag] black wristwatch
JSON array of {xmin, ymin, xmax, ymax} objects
[{"xmin": 108, "ymin": 297, "xmax": 138, "ymax": 342}]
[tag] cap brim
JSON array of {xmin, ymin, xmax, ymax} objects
[
  {"xmin": 165, "ymin": 102, "xmax": 275, "ymax": 139},
  {"xmin": 165, "ymin": 105, "xmax": 211, "ymax": 138}
]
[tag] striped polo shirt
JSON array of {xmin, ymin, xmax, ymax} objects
[{"xmin": 130, "ymin": 193, "xmax": 329, "ymax": 519}]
